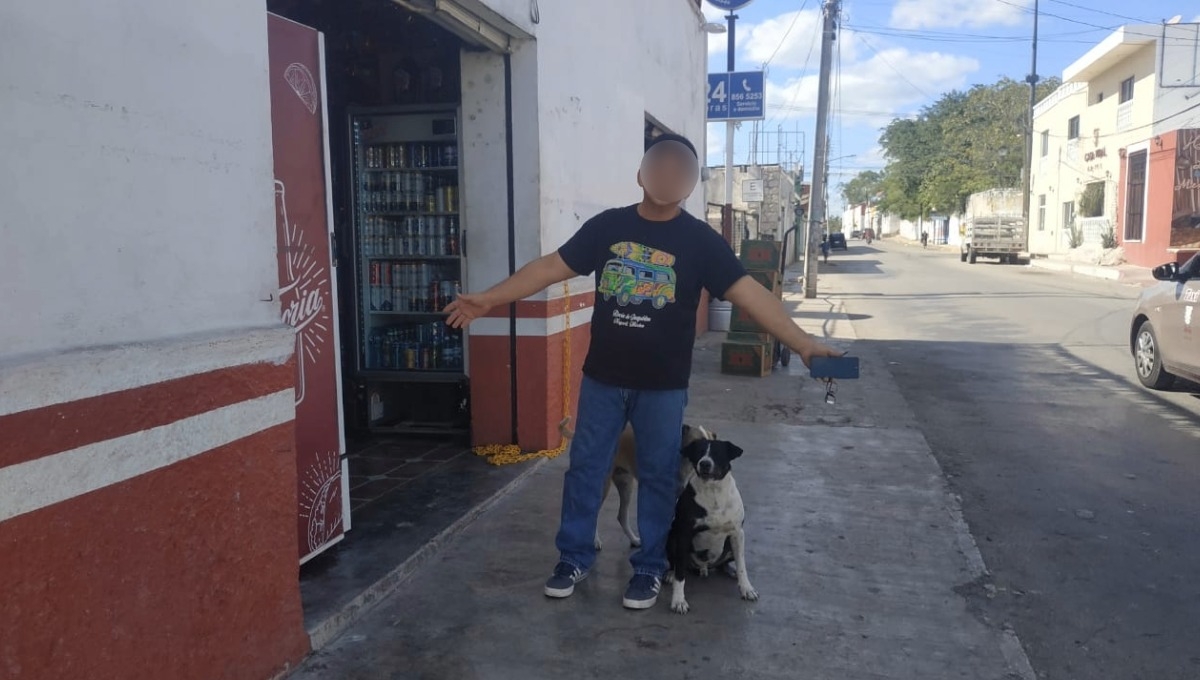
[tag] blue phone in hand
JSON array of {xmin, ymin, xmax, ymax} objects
[{"xmin": 809, "ymin": 356, "xmax": 859, "ymax": 380}]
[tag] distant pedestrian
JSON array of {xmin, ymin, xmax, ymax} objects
[
  {"xmin": 820, "ymin": 236, "xmax": 831, "ymax": 263},
  {"xmin": 920, "ymin": 230, "xmax": 929, "ymax": 248}
]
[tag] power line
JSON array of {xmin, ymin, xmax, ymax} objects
[
  {"xmin": 855, "ymin": 33, "xmax": 934, "ymax": 99},
  {"xmin": 1038, "ymin": 96, "xmax": 1200, "ymax": 140},
  {"xmin": 765, "ymin": 14, "xmax": 823, "ymax": 129},
  {"xmin": 763, "ymin": 2, "xmax": 811, "ymax": 70},
  {"xmin": 1043, "ymin": 0, "xmax": 1152, "ymax": 25}
]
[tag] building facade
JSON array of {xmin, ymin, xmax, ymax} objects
[
  {"xmin": 1030, "ymin": 23, "xmax": 1200, "ymax": 260},
  {"xmin": 0, "ymin": 0, "xmax": 709, "ymax": 677}
]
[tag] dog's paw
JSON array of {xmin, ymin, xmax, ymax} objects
[
  {"xmin": 671, "ymin": 598, "xmax": 690, "ymax": 615},
  {"xmin": 664, "ymin": 572, "xmax": 676, "ymax": 584},
  {"xmin": 739, "ymin": 584, "xmax": 759, "ymax": 601},
  {"xmin": 698, "ymin": 566, "xmax": 710, "ymax": 578},
  {"xmin": 593, "ymin": 536, "xmax": 603, "ymax": 551}
]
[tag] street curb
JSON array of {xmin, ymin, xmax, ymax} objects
[
  {"xmin": 1028, "ymin": 258, "xmax": 1135, "ymax": 283},
  {"xmin": 304, "ymin": 458, "xmax": 548, "ymax": 651}
]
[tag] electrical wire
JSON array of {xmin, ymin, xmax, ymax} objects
[
  {"xmin": 855, "ymin": 33, "xmax": 934, "ymax": 99},
  {"xmin": 1028, "ymin": 96, "xmax": 1200, "ymax": 140},
  {"xmin": 763, "ymin": 2, "xmax": 810, "ymax": 71},
  {"xmin": 1043, "ymin": 0, "xmax": 1152, "ymax": 25},
  {"xmin": 764, "ymin": 13, "xmax": 823, "ymax": 129}
]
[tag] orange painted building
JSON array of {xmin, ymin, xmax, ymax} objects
[{"xmin": 1118, "ymin": 128, "xmax": 1200, "ymax": 268}]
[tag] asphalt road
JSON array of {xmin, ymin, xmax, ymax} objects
[{"xmin": 820, "ymin": 240, "xmax": 1200, "ymax": 680}]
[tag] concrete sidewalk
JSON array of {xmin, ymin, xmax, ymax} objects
[{"xmin": 289, "ymin": 276, "xmax": 1033, "ymax": 680}]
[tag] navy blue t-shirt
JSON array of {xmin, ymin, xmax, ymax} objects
[{"xmin": 558, "ymin": 205, "xmax": 747, "ymax": 390}]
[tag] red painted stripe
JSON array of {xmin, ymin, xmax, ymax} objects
[
  {"xmin": 481, "ymin": 291, "xmax": 596, "ymax": 319},
  {"xmin": 0, "ymin": 359, "xmax": 294, "ymax": 470},
  {"xmin": 0, "ymin": 422, "xmax": 309, "ymax": 680}
]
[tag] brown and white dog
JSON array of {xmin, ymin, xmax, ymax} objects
[{"xmin": 558, "ymin": 418, "xmax": 717, "ymax": 550}]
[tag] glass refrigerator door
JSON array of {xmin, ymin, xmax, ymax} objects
[{"xmin": 350, "ymin": 111, "xmax": 465, "ymax": 381}]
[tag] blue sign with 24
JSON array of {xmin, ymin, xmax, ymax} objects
[{"xmin": 707, "ymin": 71, "xmax": 765, "ymax": 121}]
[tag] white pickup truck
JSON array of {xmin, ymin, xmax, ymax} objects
[{"xmin": 959, "ymin": 188, "xmax": 1027, "ymax": 265}]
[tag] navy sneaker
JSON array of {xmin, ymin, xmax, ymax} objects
[
  {"xmin": 544, "ymin": 562, "xmax": 588, "ymax": 598},
  {"xmin": 622, "ymin": 574, "xmax": 662, "ymax": 610}
]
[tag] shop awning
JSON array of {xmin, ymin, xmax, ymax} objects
[{"xmin": 392, "ymin": 0, "xmax": 533, "ymax": 53}]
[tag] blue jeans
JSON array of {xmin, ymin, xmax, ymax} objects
[{"xmin": 555, "ymin": 375, "xmax": 688, "ymax": 578}]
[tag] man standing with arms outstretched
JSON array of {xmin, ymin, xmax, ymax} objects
[{"xmin": 445, "ymin": 134, "xmax": 841, "ymax": 610}]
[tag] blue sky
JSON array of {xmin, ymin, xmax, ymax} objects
[{"xmin": 700, "ymin": 0, "xmax": 1197, "ymax": 209}]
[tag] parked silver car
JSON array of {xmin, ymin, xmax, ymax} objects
[{"xmin": 1131, "ymin": 253, "xmax": 1200, "ymax": 389}]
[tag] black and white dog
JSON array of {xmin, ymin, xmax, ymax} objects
[{"xmin": 666, "ymin": 435, "xmax": 758, "ymax": 614}]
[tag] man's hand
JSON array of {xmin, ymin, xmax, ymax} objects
[
  {"xmin": 444, "ymin": 293, "xmax": 494, "ymax": 329},
  {"xmin": 443, "ymin": 253, "xmax": 578, "ymax": 329},
  {"xmin": 796, "ymin": 337, "xmax": 844, "ymax": 368}
]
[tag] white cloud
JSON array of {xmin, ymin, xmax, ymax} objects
[
  {"xmin": 741, "ymin": 10, "xmax": 829, "ymax": 70},
  {"xmin": 765, "ymin": 46, "xmax": 978, "ymax": 127},
  {"xmin": 890, "ymin": 0, "xmax": 1030, "ymax": 29}
]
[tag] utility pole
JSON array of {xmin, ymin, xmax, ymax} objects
[
  {"xmin": 803, "ymin": 0, "xmax": 839, "ymax": 299},
  {"xmin": 721, "ymin": 10, "xmax": 738, "ymax": 245},
  {"xmin": 1021, "ymin": 0, "xmax": 1040, "ymax": 234}
]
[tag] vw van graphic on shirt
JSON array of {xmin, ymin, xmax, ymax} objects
[{"xmin": 598, "ymin": 241, "xmax": 678, "ymax": 309}]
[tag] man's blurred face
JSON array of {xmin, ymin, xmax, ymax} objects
[{"xmin": 638, "ymin": 140, "xmax": 700, "ymax": 206}]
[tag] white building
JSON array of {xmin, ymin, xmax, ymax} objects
[
  {"xmin": 1030, "ymin": 23, "xmax": 1200, "ymax": 257},
  {"xmin": 0, "ymin": 0, "xmax": 709, "ymax": 677},
  {"xmin": 706, "ymin": 164, "xmax": 802, "ymax": 241}
]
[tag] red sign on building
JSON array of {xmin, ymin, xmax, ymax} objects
[{"xmin": 267, "ymin": 14, "xmax": 347, "ymax": 562}]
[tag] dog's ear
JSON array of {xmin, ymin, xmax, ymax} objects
[{"xmin": 726, "ymin": 443, "xmax": 744, "ymax": 460}]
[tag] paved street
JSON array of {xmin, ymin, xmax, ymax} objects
[{"xmin": 822, "ymin": 240, "xmax": 1200, "ymax": 680}]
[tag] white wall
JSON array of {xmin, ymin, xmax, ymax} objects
[
  {"xmin": 458, "ymin": 45, "xmax": 543, "ymax": 295},
  {"xmin": 530, "ymin": 0, "xmax": 708, "ymax": 258},
  {"xmin": 1154, "ymin": 23, "xmax": 1200, "ymax": 134},
  {"xmin": 0, "ymin": 1, "xmax": 280, "ymax": 362}
]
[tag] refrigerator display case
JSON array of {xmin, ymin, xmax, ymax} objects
[{"xmin": 349, "ymin": 106, "xmax": 468, "ymax": 434}]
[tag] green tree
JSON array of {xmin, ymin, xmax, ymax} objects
[
  {"xmin": 875, "ymin": 76, "xmax": 1061, "ymax": 219},
  {"xmin": 841, "ymin": 170, "xmax": 883, "ymax": 207}
]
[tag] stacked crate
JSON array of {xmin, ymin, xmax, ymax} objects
[{"xmin": 721, "ymin": 240, "xmax": 783, "ymax": 377}]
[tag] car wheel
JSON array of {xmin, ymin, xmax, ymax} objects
[
  {"xmin": 960, "ymin": 249, "xmax": 968, "ymax": 262},
  {"xmin": 1134, "ymin": 321, "xmax": 1176, "ymax": 389},
  {"xmin": 780, "ymin": 346, "xmax": 791, "ymax": 367},
  {"xmin": 968, "ymin": 248, "xmax": 977, "ymax": 264}
]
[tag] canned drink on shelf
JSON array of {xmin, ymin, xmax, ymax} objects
[
  {"xmin": 442, "ymin": 143, "xmax": 457, "ymax": 168},
  {"xmin": 368, "ymin": 262, "xmax": 380, "ymax": 311}
]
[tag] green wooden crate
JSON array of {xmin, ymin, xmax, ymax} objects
[
  {"xmin": 721, "ymin": 340, "xmax": 773, "ymax": 377},
  {"xmin": 739, "ymin": 240, "xmax": 782, "ymax": 271}
]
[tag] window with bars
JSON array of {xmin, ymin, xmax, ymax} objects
[
  {"xmin": 1124, "ymin": 150, "xmax": 1147, "ymax": 241},
  {"xmin": 1067, "ymin": 116, "xmax": 1080, "ymax": 140}
]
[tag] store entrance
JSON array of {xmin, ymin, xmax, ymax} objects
[{"xmin": 268, "ymin": 0, "xmax": 473, "ymax": 521}]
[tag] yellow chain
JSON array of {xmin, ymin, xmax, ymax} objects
[{"xmin": 473, "ymin": 281, "xmax": 573, "ymax": 465}]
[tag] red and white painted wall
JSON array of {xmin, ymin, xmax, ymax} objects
[
  {"xmin": 1, "ymin": 1, "xmax": 310, "ymax": 677},
  {"xmin": 457, "ymin": 0, "xmax": 708, "ymax": 451}
]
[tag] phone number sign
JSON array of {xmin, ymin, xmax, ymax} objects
[{"xmin": 707, "ymin": 71, "xmax": 765, "ymax": 121}]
